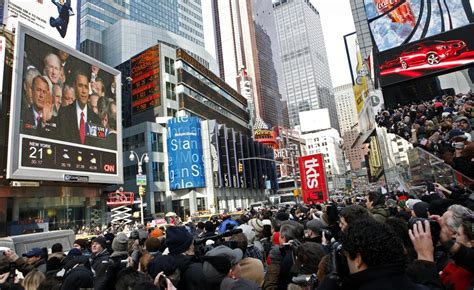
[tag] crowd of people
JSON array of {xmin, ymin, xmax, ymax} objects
[
  {"xmin": 376, "ymin": 92, "xmax": 474, "ymax": 179},
  {"xmin": 0, "ymin": 184, "xmax": 472, "ymax": 290},
  {"xmin": 20, "ymin": 40, "xmax": 117, "ymax": 149}
]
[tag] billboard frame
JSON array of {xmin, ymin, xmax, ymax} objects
[{"xmin": 6, "ymin": 23, "xmax": 123, "ymax": 184}]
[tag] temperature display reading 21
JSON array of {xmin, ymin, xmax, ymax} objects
[{"xmin": 27, "ymin": 141, "xmax": 53, "ymax": 166}]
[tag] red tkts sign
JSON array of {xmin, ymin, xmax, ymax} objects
[{"xmin": 298, "ymin": 154, "xmax": 328, "ymax": 204}]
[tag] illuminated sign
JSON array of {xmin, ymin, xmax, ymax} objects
[
  {"xmin": 7, "ymin": 24, "xmax": 122, "ymax": 184},
  {"xmin": 377, "ymin": 25, "xmax": 474, "ymax": 86},
  {"xmin": 167, "ymin": 116, "xmax": 206, "ymax": 190},
  {"xmin": 364, "ymin": 0, "xmax": 473, "ymax": 52},
  {"xmin": 298, "ymin": 154, "xmax": 328, "ymax": 204},
  {"xmin": 131, "ymin": 46, "xmax": 160, "ymax": 114}
]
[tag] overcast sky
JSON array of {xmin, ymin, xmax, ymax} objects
[{"xmin": 311, "ymin": 0, "xmax": 356, "ymax": 88}]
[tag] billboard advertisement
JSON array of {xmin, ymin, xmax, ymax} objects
[
  {"xmin": 344, "ymin": 32, "xmax": 370, "ymax": 114},
  {"xmin": 4, "ymin": 0, "xmax": 78, "ymax": 48},
  {"xmin": 298, "ymin": 154, "xmax": 328, "ymax": 204},
  {"xmin": 131, "ymin": 45, "xmax": 161, "ymax": 114},
  {"xmin": 167, "ymin": 116, "xmax": 206, "ymax": 190},
  {"xmin": 378, "ymin": 24, "xmax": 474, "ymax": 86},
  {"xmin": 7, "ymin": 24, "xmax": 122, "ymax": 183},
  {"xmin": 299, "ymin": 109, "xmax": 331, "ymax": 133},
  {"xmin": 364, "ymin": 0, "xmax": 474, "ymax": 53}
]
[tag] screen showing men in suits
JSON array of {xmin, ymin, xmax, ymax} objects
[{"xmin": 17, "ymin": 33, "xmax": 119, "ymax": 177}]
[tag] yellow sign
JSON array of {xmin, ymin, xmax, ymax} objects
[{"xmin": 353, "ymin": 40, "xmax": 369, "ymax": 114}]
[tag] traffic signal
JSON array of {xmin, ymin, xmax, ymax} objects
[
  {"xmin": 238, "ymin": 162, "xmax": 243, "ymax": 173},
  {"xmin": 293, "ymin": 189, "xmax": 300, "ymax": 197},
  {"xmin": 139, "ymin": 186, "xmax": 145, "ymax": 196}
]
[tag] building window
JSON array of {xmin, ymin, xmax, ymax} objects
[
  {"xmin": 165, "ymin": 57, "xmax": 175, "ymax": 75},
  {"xmin": 152, "ymin": 162, "xmax": 165, "ymax": 182},
  {"xmin": 151, "ymin": 132, "xmax": 163, "ymax": 152},
  {"xmin": 123, "ymin": 133, "xmax": 145, "ymax": 151},
  {"xmin": 166, "ymin": 82, "xmax": 176, "ymax": 100},
  {"xmin": 167, "ymin": 108, "xmax": 176, "ymax": 117}
]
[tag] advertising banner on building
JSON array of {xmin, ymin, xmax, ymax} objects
[
  {"xmin": 364, "ymin": 0, "xmax": 473, "ymax": 53},
  {"xmin": 7, "ymin": 23, "xmax": 122, "ymax": 184},
  {"xmin": 344, "ymin": 32, "xmax": 370, "ymax": 114},
  {"xmin": 377, "ymin": 24, "xmax": 474, "ymax": 86},
  {"xmin": 4, "ymin": 0, "xmax": 78, "ymax": 48},
  {"xmin": 298, "ymin": 154, "xmax": 328, "ymax": 204},
  {"xmin": 131, "ymin": 45, "xmax": 160, "ymax": 114},
  {"xmin": 0, "ymin": 36, "xmax": 5, "ymax": 97},
  {"xmin": 167, "ymin": 116, "xmax": 206, "ymax": 190}
]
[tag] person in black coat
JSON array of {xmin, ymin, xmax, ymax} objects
[
  {"xmin": 60, "ymin": 255, "xmax": 93, "ymax": 290},
  {"xmin": 57, "ymin": 71, "xmax": 100, "ymax": 146}
]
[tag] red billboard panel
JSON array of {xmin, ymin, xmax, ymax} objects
[
  {"xmin": 131, "ymin": 46, "xmax": 160, "ymax": 114},
  {"xmin": 298, "ymin": 154, "xmax": 328, "ymax": 204}
]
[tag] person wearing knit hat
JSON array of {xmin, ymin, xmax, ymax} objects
[
  {"xmin": 91, "ymin": 236, "xmax": 107, "ymax": 251},
  {"xmin": 111, "ymin": 232, "xmax": 128, "ymax": 256},
  {"xmin": 165, "ymin": 226, "xmax": 194, "ymax": 255},
  {"xmin": 90, "ymin": 236, "xmax": 111, "ymax": 290},
  {"xmin": 248, "ymin": 218, "xmax": 264, "ymax": 233},
  {"xmin": 157, "ymin": 226, "xmax": 207, "ymax": 289},
  {"xmin": 150, "ymin": 228, "xmax": 164, "ymax": 238}
]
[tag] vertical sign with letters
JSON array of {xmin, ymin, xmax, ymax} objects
[
  {"xmin": 298, "ymin": 154, "xmax": 328, "ymax": 204},
  {"xmin": 167, "ymin": 116, "xmax": 206, "ymax": 190}
]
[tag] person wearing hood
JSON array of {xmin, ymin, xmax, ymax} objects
[
  {"xmin": 60, "ymin": 249, "xmax": 94, "ymax": 290},
  {"xmin": 367, "ymin": 191, "xmax": 389, "ymax": 223}
]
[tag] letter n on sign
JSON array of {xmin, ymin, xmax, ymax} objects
[{"xmin": 298, "ymin": 154, "xmax": 328, "ymax": 204}]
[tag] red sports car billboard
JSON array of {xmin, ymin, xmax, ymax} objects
[
  {"xmin": 378, "ymin": 24, "xmax": 474, "ymax": 86},
  {"xmin": 298, "ymin": 154, "xmax": 328, "ymax": 204},
  {"xmin": 364, "ymin": 0, "xmax": 474, "ymax": 52}
]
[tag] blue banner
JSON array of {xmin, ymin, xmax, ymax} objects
[{"xmin": 167, "ymin": 117, "xmax": 206, "ymax": 190}]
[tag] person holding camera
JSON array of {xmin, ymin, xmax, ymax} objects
[
  {"xmin": 264, "ymin": 221, "xmax": 304, "ymax": 290},
  {"xmin": 318, "ymin": 218, "xmax": 442, "ymax": 290}
]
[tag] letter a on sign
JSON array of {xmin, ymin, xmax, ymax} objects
[{"xmin": 298, "ymin": 154, "xmax": 328, "ymax": 204}]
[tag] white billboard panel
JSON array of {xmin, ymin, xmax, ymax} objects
[
  {"xmin": 299, "ymin": 109, "xmax": 331, "ymax": 133},
  {"xmin": 5, "ymin": 0, "xmax": 78, "ymax": 48}
]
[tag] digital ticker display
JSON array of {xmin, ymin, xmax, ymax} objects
[
  {"xmin": 131, "ymin": 46, "xmax": 160, "ymax": 114},
  {"xmin": 7, "ymin": 24, "xmax": 123, "ymax": 183}
]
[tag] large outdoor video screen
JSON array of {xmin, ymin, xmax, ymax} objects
[
  {"xmin": 7, "ymin": 24, "xmax": 123, "ymax": 183},
  {"xmin": 378, "ymin": 24, "xmax": 474, "ymax": 86},
  {"xmin": 365, "ymin": 0, "xmax": 474, "ymax": 52}
]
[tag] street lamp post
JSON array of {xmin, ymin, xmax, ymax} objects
[{"xmin": 129, "ymin": 151, "xmax": 149, "ymax": 225}]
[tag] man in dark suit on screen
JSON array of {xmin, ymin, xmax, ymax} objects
[
  {"xmin": 58, "ymin": 71, "xmax": 100, "ymax": 146},
  {"xmin": 21, "ymin": 75, "xmax": 58, "ymax": 138}
]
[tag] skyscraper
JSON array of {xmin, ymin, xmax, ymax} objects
[
  {"xmin": 203, "ymin": 0, "xmax": 285, "ymax": 128},
  {"xmin": 273, "ymin": 0, "xmax": 338, "ymax": 130},
  {"xmin": 334, "ymin": 84, "xmax": 358, "ymax": 135},
  {"xmin": 80, "ymin": 0, "xmax": 204, "ymax": 61}
]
